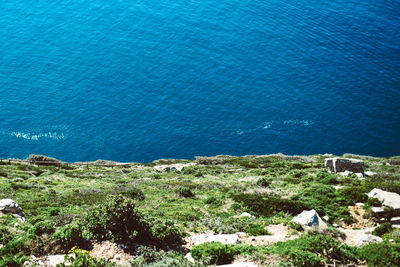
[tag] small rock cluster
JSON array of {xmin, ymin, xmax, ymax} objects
[{"xmin": 0, "ymin": 198, "xmax": 25, "ymax": 222}]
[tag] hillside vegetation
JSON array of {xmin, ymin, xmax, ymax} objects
[{"xmin": 1, "ymin": 154, "xmax": 400, "ymax": 266}]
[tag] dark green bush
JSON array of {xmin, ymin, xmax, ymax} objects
[
  {"xmin": 175, "ymin": 187, "xmax": 195, "ymax": 198},
  {"xmin": 366, "ymin": 197, "xmax": 381, "ymax": 207},
  {"xmin": 149, "ymin": 218, "xmax": 185, "ymax": 245},
  {"xmin": 359, "ymin": 241, "xmax": 400, "ymax": 266},
  {"xmin": 191, "ymin": 242, "xmax": 235, "ymax": 265},
  {"xmin": 256, "ymin": 177, "xmax": 272, "ymax": 187},
  {"xmin": 126, "ymin": 188, "xmax": 145, "ymax": 201},
  {"xmin": 336, "ymin": 186, "xmax": 368, "ymax": 205},
  {"xmin": 233, "ymin": 193, "xmax": 309, "ymax": 217},
  {"xmin": 372, "ymin": 222, "xmax": 393, "ymax": 237},
  {"xmin": 83, "ymin": 195, "xmax": 150, "ymax": 243},
  {"xmin": 28, "ymin": 220, "xmax": 56, "ymax": 237},
  {"xmin": 53, "ymin": 219, "xmax": 86, "ymax": 249},
  {"xmin": 244, "ymin": 222, "xmax": 271, "ymax": 236},
  {"xmin": 270, "ymin": 234, "xmax": 358, "ymax": 266}
]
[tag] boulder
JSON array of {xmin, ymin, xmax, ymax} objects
[
  {"xmin": 291, "ymin": 210, "xmax": 327, "ymax": 230},
  {"xmin": 368, "ymin": 189, "xmax": 400, "ymax": 211},
  {"xmin": 325, "ymin": 158, "xmax": 364, "ymax": 174},
  {"xmin": 354, "ymin": 234, "xmax": 383, "ymax": 247},
  {"xmin": 0, "ymin": 199, "xmax": 23, "ymax": 213},
  {"xmin": 0, "ymin": 199, "xmax": 25, "ymax": 222}
]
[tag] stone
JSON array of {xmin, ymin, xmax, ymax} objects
[
  {"xmin": 0, "ymin": 199, "xmax": 23, "ymax": 214},
  {"xmin": 390, "ymin": 217, "xmax": 400, "ymax": 224},
  {"xmin": 188, "ymin": 234, "xmax": 241, "ymax": 246},
  {"xmin": 325, "ymin": 158, "xmax": 364, "ymax": 174},
  {"xmin": 184, "ymin": 253, "xmax": 195, "ymax": 263},
  {"xmin": 323, "ymin": 215, "xmax": 330, "ymax": 221},
  {"xmin": 356, "ymin": 203, "xmax": 365, "ymax": 207},
  {"xmin": 154, "ymin": 163, "xmax": 196, "ymax": 172},
  {"xmin": 371, "ymin": 207, "xmax": 385, "ymax": 215},
  {"xmin": 365, "ymin": 171, "xmax": 376, "ymax": 177},
  {"xmin": 354, "ymin": 234, "xmax": 383, "ymax": 247},
  {"xmin": 0, "ymin": 199, "xmax": 25, "ymax": 222},
  {"xmin": 368, "ymin": 188, "xmax": 400, "ymax": 211},
  {"xmin": 240, "ymin": 212, "xmax": 254, "ymax": 218},
  {"xmin": 291, "ymin": 210, "xmax": 327, "ymax": 230}
]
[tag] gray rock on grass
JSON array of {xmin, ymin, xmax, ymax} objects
[
  {"xmin": 325, "ymin": 158, "xmax": 364, "ymax": 174},
  {"xmin": 291, "ymin": 209, "xmax": 327, "ymax": 230}
]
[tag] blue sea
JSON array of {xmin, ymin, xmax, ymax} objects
[{"xmin": 0, "ymin": 0, "xmax": 399, "ymax": 162}]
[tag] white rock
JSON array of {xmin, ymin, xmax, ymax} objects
[
  {"xmin": 333, "ymin": 223, "xmax": 339, "ymax": 228},
  {"xmin": 325, "ymin": 158, "xmax": 364, "ymax": 174},
  {"xmin": 323, "ymin": 215, "xmax": 329, "ymax": 221},
  {"xmin": 189, "ymin": 234, "xmax": 241, "ymax": 246},
  {"xmin": 371, "ymin": 207, "xmax": 385, "ymax": 214},
  {"xmin": 291, "ymin": 210, "xmax": 327, "ymax": 230},
  {"xmin": 368, "ymin": 189, "xmax": 400, "ymax": 211},
  {"xmin": 339, "ymin": 170, "xmax": 352, "ymax": 177},
  {"xmin": 185, "ymin": 253, "xmax": 195, "ymax": 263},
  {"xmin": 365, "ymin": 171, "xmax": 376, "ymax": 177},
  {"xmin": 0, "ymin": 199, "xmax": 23, "ymax": 213},
  {"xmin": 355, "ymin": 234, "xmax": 383, "ymax": 247},
  {"xmin": 44, "ymin": 255, "xmax": 70, "ymax": 266},
  {"xmin": 356, "ymin": 203, "xmax": 365, "ymax": 207},
  {"xmin": 240, "ymin": 212, "xmax": 254, "ymax": 218}
]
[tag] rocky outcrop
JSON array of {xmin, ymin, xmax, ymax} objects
[
  {"xmin": 154, "ymin": 163, "xmax": 196, "ymax": 172},
  {"xmin": 0, "ymin": 199, "xmax": 25, "ymax": 222},
  {"xmin": 26, "ymin": 154, "xmax": 62, "ymax": 167},
  {"xmin": 291, "ymin": 210, "xmax": 327, "ymax": 230},
  {"xmin": 368, "ymin": 188, "xmax": 400, "ymax": 212},
  {"xmin": 354, "ymin": 234, "xmax": 383, "ymax": 247},
  {"xmin": 325, "ymin": 158, "xmax": 364, "ymax": 174}
]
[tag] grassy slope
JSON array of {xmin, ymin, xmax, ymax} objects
[{"xmin": 1, "ymin": 154, "xmax": 400, "ymax": 266}]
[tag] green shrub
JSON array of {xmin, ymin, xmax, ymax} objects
[
  {"xmin": 244, "ymin": 222, "xmax": 271, "ymax": 236},
  {"xmin": 256, "ymin": 177, "xmax": 272, "ymax": 187},
  {"xmin": 269, "ymin": 234, "xmax": 358, "ymax": 266},
  {"xmin": 83, "ymin": 195, "xmax": 150, "ymax": 243},
  {"xmin": 48, "ymin": 207, "xmax": 60, "ymax": 216},
  {"xmin": 191, "ymin": 242, "xmax": 235, "ymax": 265},
  {"xmin": 28, "ymin": 220, "xmax": 56, "ymax": 237},
  {"xmin": 372, "ymin": 222, "xmax": 393, "ymax": 237},
  {"xmin": 149, "ymin": 218, "xmax": 185, "ymax": 245},
  {"xmin": 126, "ymin": 188, "xmax": 145, "ymax": 201},
  {"xmin": 53, "ymin": 219, "xmax": 86, "ymax": 249},
  {"xmin": 336, "ymin": 186, "xmax": 368, "ymax": 205},
  {"xmin": 60, "ymin": 248, "xmax": 114, "ymax": 267},
  {"xmin": 204, "ymin": 196, "xmax": 222, "ymax": 207},
  {"xmin": 366, "ymin": 197, "xmax": 381, "ymax": 207},
  {"xmin": 233, "ymin": 193, "xmax": 309, "ymax": 217},
  {"xmin": 175, "ymin": 187, "xmax": 195, "ymax": 198},
  {"xmin": 315, "ymin": 170, "xmax": 338, "ymax": 185},
  {"xmin": 359, "ymin": 241, "xmax": 400, "ymax": 266}
]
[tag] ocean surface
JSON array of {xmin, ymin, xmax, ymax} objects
[{"xmin": 0, "ymin": 0, "xmax": 399, "ymax": 162}]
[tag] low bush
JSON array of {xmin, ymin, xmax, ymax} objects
[
  {"xmin": 175, "ymin": 187, "xmax": 195, "ymax": 198},
  {"xmin": 359, "ymin": 241, "xmax": 400, "ymax": 266},
  {"xmin": 191, "ymin": 242, "xmax": 235, "ymax": 265},
  {"xmin": 28, "ymin": 220, "xmax": 56, "ymax": 237},
  {"xmin": 372, "ymin": 222, "xmax": 393, "ymax": 237},
  {"xmin": 365, "ymin": 197, "xmax": 381, "ymax": 207},
  {"xmin": 232, "ymin": 193, "xmax": 309, "ymax": 217},
  {"xmin": 83, "ymin": 195, "xmax": 150, "ymax": 243},
  {"xmin": 256, "ymin": 177, "xmax": 272, "ymax": 187},
  {"xmin": 269, "ymin": 233, "xmax": 358, "ymax": 266},
  {"xmin": 244, "ymin": 222, "xmax": 271, "ymax": 236}
]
